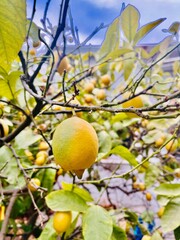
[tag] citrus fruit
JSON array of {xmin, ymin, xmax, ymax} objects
[
  {"xmin": 39, "ymin": 141, "xmax": 49, "ymax": 151},
  {"xmin": 122, "ymin": 94, "xmax": 143, "ymax": 118},
  {"xmin": 65, "ymin": 98, "xmax": 82, "ymax": 118},
  {"xmin": 96, "ymin": 89, "xmax": 106, "ymax": 100},
  {"xmin": 29, "ymin": 48, "xmax": 36, "ymax": 56},
  {"xmin": 28, "ymin": 178, "xmax": 40, "ymax": 192},
  {"xmin": 0, "ymin": 119, "xmax": 9, "ymax": 137},
  {"xmin": 0, "ymin": 205, "xmax": 5, "ymax": 221},
  {"xmin": 35, "ymin": 155, "xmax": 46, "ymax": 166},
  {"xmin": 33, "ymin": 41, "xmax": 41, "ymax": 48},
  {"xmin": 84, "ymin": 94, "xmax": 94, "ymax": 104},
  {"xmin": 146, "ymin": 192, "xmax": 152, "ymax": 201},
  {"xmin": 36, "ymin": 151, "xmax": 48, "ymax": 159},
  {"xmin": 53, "ymin": 211, "xmax": 72, "ymax": 234},
  {"xmin": 84, "ymin": 82, "xmax": 94, "ymax": 93},
  {"xmin": 139, "ymin": 183, "xmax": 146, "ymax": 191},
  {"xmin": 52, "ymin": 117, "xmax": 98, "ymax": 178},
  {"xmin": 54, "ymin": 52, "xmax": 71, "ymax": 75},
  {"xmin": 132, "ymin": 182, "xmax": 139, "ymax": 189},
  {"xmin": 157, "ymin": 207, "xmax": 165, "ymax": 218},
  {"xmin": 57, "ymin": 168, "xmax": 64, "ymax": 176},
  {"xmin": 174, "ymin": 168, "xmax": 180, "ymax": 178},
  {"xmin": 25, "ymin": 150, "xmax": 34, "ymax": 161},
  {"xmin": 165, "ymin": 139, "xmax": 178, "ymax": 152},
  {"xmin": 100, "ymin": 74, "xmax": 111, "ymax": 86},
  {"xmin": 155, "ymin": 135, "xmax": 166, "ymax": 147}
]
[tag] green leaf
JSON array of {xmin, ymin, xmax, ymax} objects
[
  {"xmin": 83, "ymin": 205, "xmax": 113, "ymax": 240},
  {"xmin": 154, "ymin": 183, "xmax": 180, "ymax": 197},
  {"xmin": 41, "ymin": 168, "xmax": 56, "ymax": 193},
  {"xmin": 151, "ymin": 231, "xmax": 163, "ymax": 240},
  {"xmin": 141, "ymin": 210, "xmax": 154, "ymax": 223},
  {"xmin": 97, "ymin": 17, "xmax": 119, "ymax": 61},
  {"xmin": 161, "ymin": 202, "xmax": 180, "ymax": 233},
  {"xmin": 98, "ymin": 130, "xmax": 112, "ymax": 153},
  {"xmin": 104, "ymin": 48, "xmax": 132, "ymax": 62},
  {"xmin": 145, "ymin": 164, "xmax": 161, "ymax": 188},
  {"xmin": 174, "ymin": 226, "xmax": 180, "ymax": 240},
  {"xmin": 157, "ymin": 195, "xmax": 171, "ymax": 206},
  {"xmin": 61, "ymin": 182, "xmax": 93, "ymax": 202},
  {"xmin": 148, "ymin": 44, "xmax": 160, "ymax": 58},
  {"xmin": 11, "ymin": 196, "xmax": 31, "ymax": 218},
  {"xmin": 111, "ymin": 113, "xmax": 128, "ymax": 123},
  {"xmin": 0, "ymin": 70, "xmax": 22, "ymax": 100},
  {"xmin": 0, "ymin": 0, "xmax": 26, "ymax": 70},
  {"xmin": 142, "ymin": 129, "xmax": 164, "ymax": 144},
  {"xmin": 168, "ymin": 21, "xmax": 180, "ymax": 34},
  {"xmin": 45, "ymin": 190, "xmax": 88, "ymax": 212},
  {"xmin": 27, "ymin": 20, "xmax": 40, "ymax": 44},
  {"xmin": 111, "ymin": 225, "xmax": 127, "ymax": 240},
  {"xmin": 38, "ymin": 218, "xmax": 57, "ymax": 240},
  {"xmin": 123, "ymin": 52, "xmax": 135, "ymax": 80},
  {"xmin": 124, "ymin": 210, "xmax": 138, "ymax": 223},
  {"xmin": 0, "ymin": 146, "xmax": 25, "ymax": 187},
  {"xmin": 120, "ymin": 5, "xmax": 140, "ymax": 42},
  {"xmin": 65, "ymin": 212, "xmax": 80, "ymax": 238},
  {"xmin": 103, "ymin": 145, "xmax": 138, "ymax": 166},
  {"xmin": 15, "ymin": 128, "xmax": 42, "ymax": 149},
  {"xmin": 134, "ymin": 18, "xmax": 166, "ymax": 45}
]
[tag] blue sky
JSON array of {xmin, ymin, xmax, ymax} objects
[{"xmin": 27, "ymin": 0, "xmax": 180, "ymax": 44}]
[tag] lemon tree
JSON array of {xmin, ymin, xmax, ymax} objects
[{"xmin": 0, "ymin": 1, "xmax": 179, "ymax": 240}]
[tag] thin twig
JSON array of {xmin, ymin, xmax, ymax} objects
[
  {"xmin": 0, "ymin": 189, "xmax": 19, "ymax": 239},
  {"xmin": 78, "ymin": 128, "xmax": 178, "ymax": 185}
]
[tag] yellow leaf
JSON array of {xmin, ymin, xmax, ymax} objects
[
  {"xmin": 123, "ymin": 52, "xmax": 136, "ymax": 80},
  {"xmin": 0, "ymin": 0, "xmax": 26, "ymax": 70},
  {"xmin": 134, "ymin": 18, "xmax": 166, "ymax": 45},
  {"xmin": 97, "ymin": 17, "xmax": 120, "ymax": 61},
  {"xmin": 120, "ymin": 5, "xmax": 140, "ymax": 43}
]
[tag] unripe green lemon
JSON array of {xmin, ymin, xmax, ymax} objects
[{"xmin": 52, "ymin": 117, "xmax": 98, "ymax": 178}]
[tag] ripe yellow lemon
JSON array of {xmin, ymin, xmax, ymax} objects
[
  {"xmin": 84, "ymin": 82, "xmax": 94, "ymax": 93},
  {"xmin": 35, "ymin": 155, "xmax": 46, "ymax": 166},
  {"xmin": 52, "ymin": 117, "xmax": 98, "ymax": 178},
  {"xmin": 39, "ymin": 141, "xmax": 49, "ymax": 151},
  {"xmin": 29, "ymin": 48, "xmax": 36, "ymax": 56},
  {"xmin": 33, "ymin": 41, "xmax": 41, "ymax": 48},
  {"xmin": 53, "ymin": 211, "xmax": 72, "ymax": 234},
  {"xmin": 174, "ymin": 168, "xmax": 180, "ymax": 178},
  {"xmin": 146, "ymin": 192, "xmax": 152, "ymax": 201},
  {"xmin": 139, "ymin": 183, "xmax": 146, "ymax": 191},
  {"xmin": 36, "ymin": 151, "xmax": 48, "ymax": 159},
  {"xmin": 157, "ymin": 207, "xmax": 165, "ymax": 218},
  {"xmin": 84, "ymin": 94, "xmax": 94, "ymax": 104},
  {"xmin": 0, "ymin": 119, "xmax": 9, "ymax": 137},
  {"xmin": 96, "ymin": 89, "xmax": 106, "ymax": 100},
  {"xmin": 122, "ymin": 95, "xmax": 143, "ymax": 118},
  {"xmin": 155, "ymin": 135, "xmax": 166, "ymax": 147},
  {"xmin": 25, "ymin": 150, "xmax": 34, "ymax": 161},
  {"xmin": 100, "ymin": 74, "xmax": 111, "ymax": 86},
  {"xmin": 54, "ymin": 52, "xmax": 71, "ymax": 75},
  {"xmin": 165, "ymin": 139, "xmax": 178, "ymax": 152},
  {"xmin": 28, "ymin": 178, "xmax": 40, "ymax": 192}
]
